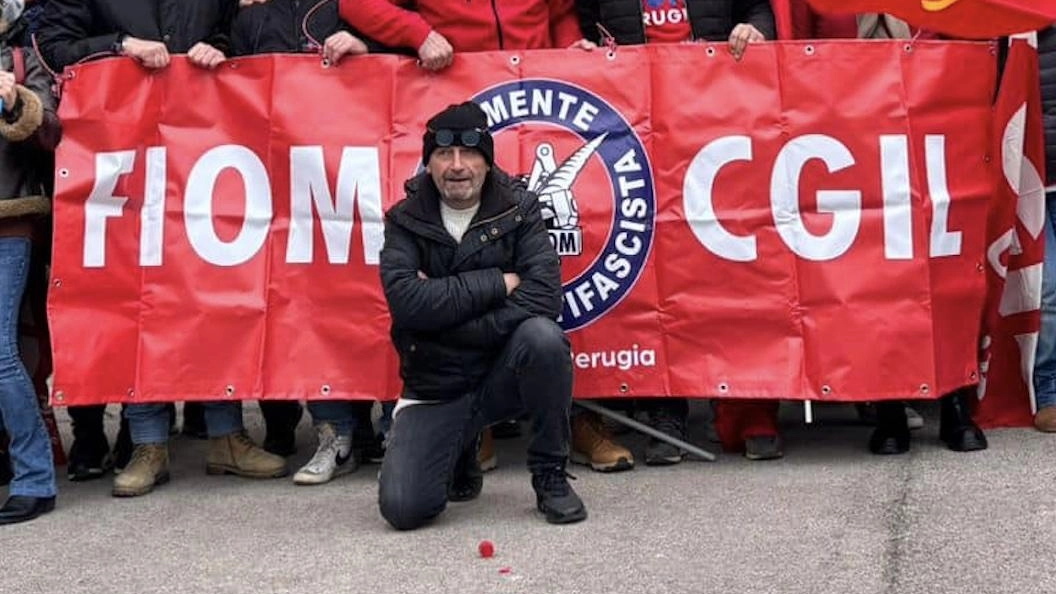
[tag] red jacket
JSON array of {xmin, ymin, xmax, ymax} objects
[{"xmin": 339, "ymin": 0, "xmax": 581, "ymax": 52}]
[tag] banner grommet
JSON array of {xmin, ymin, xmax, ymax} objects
[
  {"xmin": 320, "ymin": 384, "xmax": 331, "ymax": 395},
  {"xmin": 821, "ymin": 385, "xmax": 832, "ymax": 395},
  {"xmin": 718, "ymin": 382, "xmax": 729, "ymax": 394},
  {"xmin": 224, "ymin": 385, "xmax": 235, "ymax": 397},
  {"xmin": 804, "ymin": 46, "xmax": 815, "ymax": 56}
]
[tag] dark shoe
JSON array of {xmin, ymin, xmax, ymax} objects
[
  {"xmin": 645, "ymin": 406, "xmax": 687, "ymax": 466},
  {"xmin": 744, "ymin": 435, "xmax": 784, "ymax": 461},
  {"xmin": 531, "ymin": 464, "xmax": 587, "ymax": 524},
  {"xmin": 869, "ymin": 401, "xmax": 910, "ymax": 455},
  {"xmin": 940, "ymin": 390, "xmax": 988, "ymax": 452},
  {"xmin": 67, "ymin": 432, "xmax": 112, "ymax": 482},
  {"xmin": 352, "ymin": 423, "xmax": 386, "ymax": 464},
  {"xmin": 262, "ymin": 402, "xmax": 303, "ymax": 457},
  {"xmin": 112, "ymin": 419, "xmax": 133, "ymax": 473},
  {"xmin": 448, "ymin": 435, "xmax": 483, "ymax": 503},
  {"xmin": 0, "ymin": 495, "xmax": 56, "ymax": 525},
  {"xmin": 181, "ymin": 402, "xmax": 208, "ymax": 439},
  {"xmin": 491, "ymin": 419, "xmax": 522, "ymax": 440}
]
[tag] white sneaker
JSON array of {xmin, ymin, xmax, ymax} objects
[
  {"xmin": 905, "ymin": 406, "xmax": 925, "ymax": 431},
  {"xmin": 293, "ymin": 423, "xmax": 356, "ymax": 485}
]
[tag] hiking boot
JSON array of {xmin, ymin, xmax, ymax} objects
[
  {"xmin": 531, "ymin": 464, "xmax": 587, "ymax": 524},
  {"xmin": 449, "ymin": 435, "xmax": 484, "ymax": 503},
  {"xmin": 1034, "ymin": 406, "xmax": 1056, "ymax": 432},
  {"xmin": 644, "ymin": 406, "xmax": 687, "ymax": 466},
  {"xmin": 112, "ymin": 418, "xmax": 133, "ymax": 473},
  {"xmin": 939, "ymin": 389, "xmax": 988, "ymax": 452},
  {"xmin": 744, "ymin": 434, "xmax": 784, "ymax": 460},
  {"xmin": 571, "ymin": 411, "xmax": 634, "ymax": 472},
  {"xmin": 478, "ymin": 428, "xmax": 497, "ymax": 472},
  {"xmin": 181, "ymin": 402, "xmax": 207, "ymax": 439},
  {"xmin": 67, "ymin": 431, "xmax": 112, "ymax": 482},
  {"xmin": 293, "ymin": 423, "xmax": 356, "ymax": 485},
  {"xmin": 206, "ymin": 432, "xmax": 288, "ymax": 478},
  {"xmin": 112, "ymin": 444, "xmax": 169, "ymax": 497}
]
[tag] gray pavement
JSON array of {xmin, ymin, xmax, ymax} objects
[{"xmin": 2, "ymin": 401, "xmax": 1055, "ymax": 594}]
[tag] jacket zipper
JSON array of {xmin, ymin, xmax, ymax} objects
[
  {"xmin": 488, "ymin": 0, "xmax": 505, "ymax": 49},
  {"xmin": 467, "ymin": 205, "xmax": 518, "ymax": 232}
]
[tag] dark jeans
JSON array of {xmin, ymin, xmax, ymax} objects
[{"xmin": 378, "ymin": 317, "xmax": 572, "ymax": 531}]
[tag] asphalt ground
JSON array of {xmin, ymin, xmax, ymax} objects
[{"xmin": 2, "ymin": 400, "xmax": 1055, "ymax": 594}]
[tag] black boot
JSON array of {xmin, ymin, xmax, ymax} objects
[
  {"xmin": 67, "ymin": 405, "xmax": 111, "ymax": 481},
  {"xmin": 261, "ymin": 401, "xmax": 303, "ymax": 457},
  {"xmin": 531, "ymin": 462, "xmax": 587, "ymax": 524},
  {"xmin": 645, "ymin": 400, "xmax": 688, "ymax": 466},
  {"xmin": 181, "ymin": 402, "xmax": 207, "ymax": 439},
  {"xmin": 939, "ymin": 388, "xmax": 988, "ymax": 452},
  {"xmin": 447, "ymin": 434, "xmax": 483, "ymax": 502},
  {"xmin": 112, "ymin": 417, "xmax": 133, "ymax": 473},
  {"xmin": 868, "ymin": 401, "xmax": 910, "ymax": 455}
]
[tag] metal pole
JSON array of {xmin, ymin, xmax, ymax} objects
[{"xmin": 574, "ymin": 400, "xmax": 716, "ymax": 462}]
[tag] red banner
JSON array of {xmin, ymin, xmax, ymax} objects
[
  {"xmin": 49, "ymin": 42, "xmax": 1002, "ymax": 407},
  {"xmin": 805, "ymin": 0, "xmax": 1056, "ymax": 39}
]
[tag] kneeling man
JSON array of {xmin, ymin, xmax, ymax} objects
[{"xmin": 378, "ymin": 102, "xmax": 586, "ymax": 530}]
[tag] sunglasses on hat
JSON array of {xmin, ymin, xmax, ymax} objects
[{"xmin": 432, "ymin": 128, "xmax": 486, "ymax": 149}]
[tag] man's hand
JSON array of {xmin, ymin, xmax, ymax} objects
[
  {"xmin": 0, "ymin": 72, "xmax": 17, "ymax": 113},
  {"xmin": 187, "ymin": 42, "xmax": 226, "ymax": 69},
  {"xmin": 323, "ymin": 31, "xmax": 368, "ymax": 64},
  {"xmin": 568, "ymin": 38, "xmax": 597, "ymax": 51},
  {"xmin": 417, "ymin": 30, "xmax": 454, "ymax": 71},
  {"xmin": 728, "ymin": 23, "xmax": 765, "ymax": 61},
  {"xmin": 121, "ymin": 37, "xmax": 171, "ymax": 69},
  {"xmin": 503, "ymin": 273, "xmax": 521, "ymax": 295}
]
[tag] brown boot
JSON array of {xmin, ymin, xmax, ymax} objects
[
  {"xmin": 206, "ymin": 432, "xmax": 288, "ymax": 478},
  {"xmin": 571, "ymin": 411, "xmax": 634, "ymax": 472},
  {"xmin": 478, "ymin": 428, "xmax": 497, "ymax": 472},
  {"xmin": 112, "ymin": 444, "xmax": 169, "ymax": 497},
  {"xmin": 1035, "ymin": 406, "xmax": 1056, "ymax": 432}
]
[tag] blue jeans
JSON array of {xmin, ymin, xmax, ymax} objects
[
  {"xmin": 307, "ymin": 401, "xmax": 358, "ymax": 436},
  {"xmin": 0, "ymin": 238, "xmax": 56, "ymax": 497},
  {"xmin": 126, "ymin": 401, "xmax": 242, "ymax": 444},
  {"xmin": 1036, "ymin": 191, "xmax": 1056, "ymax": 410}
]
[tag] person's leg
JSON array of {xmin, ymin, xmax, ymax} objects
[
  {"xmin": 66, "ymin": 404, "xmax": 111, "ymax": 480},
  {"xmin": 939, "ymin": 386, "xmax": 987, "ymax": 452},
  {"xmin": 204, "ymin": 401, "xmax": 288, "ymax": 478},
  {"xmin": 868, "ymin": 400, "xmax": 910, "ymax": 455},
  {"xmin": 477, "ymin": 317, "xmax": 586, "ymax": 524},
  {"xmin": 1034, "ymin": 190, "xmax": 1056, "ymax": 431},
  {"xmin": 114, "ymin": 403, "xmax": 171, "ymax": 497},
  {"xmin": 641, "ymin": 398, "xmax": 689, "ymax": 466},
  {"xmin": 295, "ymin": 400, "xmax": 358, "ymax": 485},
  {"xmin": 0, "ymin": 237, "xmax": 56, "ymax": 521},
  {"xmin": 713, "ymin": 399, "xmax": 782, "ymax": 460},
  {"xmin": 261, "ymin": 400, "xmax": 302, "ymax": 456},
  {"xmin": 378, "ymin": 396, "xmax": 474, "ymax": 530}
]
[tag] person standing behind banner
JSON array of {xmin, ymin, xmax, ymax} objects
[
  {"xmin": 229, "ymin": 0, "xmax": 380, "ymax": 485},
  {"xmin": 1032, "ymin": 26, "xmax": 1056, "ymax": 433},
  {"xmin": 339, "ymin": 0, "xmax": 636, "ymax": 475},
  {"xmin": 37, "ymin": 0, "xmax": 291, "ymax": 498},
  {"xmin": 574, "ymin": 0, "xmax": 774, "ymax": 465},
  {"xmin": 579, "ymin": 0, "xmax": 778, "ymax": 462},
  {"xmin": 0, "ymin": 0, "xmax": 60, "ymax": 525}
]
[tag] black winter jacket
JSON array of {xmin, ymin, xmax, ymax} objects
[
  {"xmin": 37, "ymin": 0, "xmax": 236, "ymax": 72},
  {"xmin": 380, "ymin": 170, "xmax": 562, "ymax": 400},
  {"xmin": 1040, "ymin": 26, "xmax": 1056, "ymax": 185},
  {"xmin": 231, "ymin": 0, "xmax": 402, "ymax": 56},
  {"xmin": 576, "ymin": 0, "xmax": 775, "ymax": 45}
]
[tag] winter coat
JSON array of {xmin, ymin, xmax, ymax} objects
[
  {"xmin": 338, "ymin": 0, "xmax": 582, "ymax": 54},
  {"xmin": 0, "ymin": 21, "xmax": 61, "ymax": 233},
  {"xmin": 36, "ymin": 0, "xmax": 236, "ymax": 72},
  {"xmin": 231, "ymin": 0, "xmax": 398, "ymax": 56},
  {"xmin": 576, "ymin": 0, "xmax": 775, "ymax": 45},
  {"xmin": 380, "ymin": 169, "xmax": 562, "ymax": 400},
  {"xmin": 1040, "ymin": 26, "xmax": 1056, "ymax": 185}
]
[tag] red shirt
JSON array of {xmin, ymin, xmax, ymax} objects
[
  {"xmin": 339, "ymin": 0, "xmax": 582, "ymax": 52},
  {"xmin": 641, "ymin": 0, "xmax": 693, "ymax": 44}
]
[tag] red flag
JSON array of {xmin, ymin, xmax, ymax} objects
[
  {"xmin": 806, "ymin": 0, "xmax": 1056, "ymax": 39},
  {"xmin": 976, "ymin": 38, "xmax": 1047, "ymax": 428}
]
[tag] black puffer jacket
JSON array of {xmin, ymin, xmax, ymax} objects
[
  {"xmin": 576, "ymin": 0, "xmax": 775, "ymax": 45},
  {"xmin": 36, "ymin": 0, "xmax": 236, "ymax": 72},
  {"xmin": 231, "ymin": 0, "xmax": 400, "ymax": 56},
  {"xmin": 1040, "ymin": 26, "xmax": 1056, "ymax": 185},
  {"xmin": 380, "ymin": 169, "xmax": 562, "ymax": 400}
]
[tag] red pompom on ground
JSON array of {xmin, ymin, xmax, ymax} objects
[{"xmin": 478, "ymin": 540, "xmax": 495, "ymax": 558}]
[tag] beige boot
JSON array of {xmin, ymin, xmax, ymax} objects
[
  {"xmin": 206, "ymin": 432, "xmax": 288, "ymax": 478},
  {"xmin": 1035, "ymin": 406, "xmax": 1056, "ymax": 432},
  {"xmin": 478, "ymin": 428, "xmax": 497, "ymax": 472},
  {"xmin": 571, "ymin": 411, "xmax": 634, "ymax": 472},
  {"xmin": 112, "ymin": 444, "xmax": 170, "ymax": 497}
]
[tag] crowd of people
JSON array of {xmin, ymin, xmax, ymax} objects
[{"xmin": 0, "ymin": 0, "xmax": 1052, "ymax": 530}]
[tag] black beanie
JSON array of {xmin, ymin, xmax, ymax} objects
[{"xmin": 422, "ymin": 102, "xmax": 495, "ymax": 166}]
